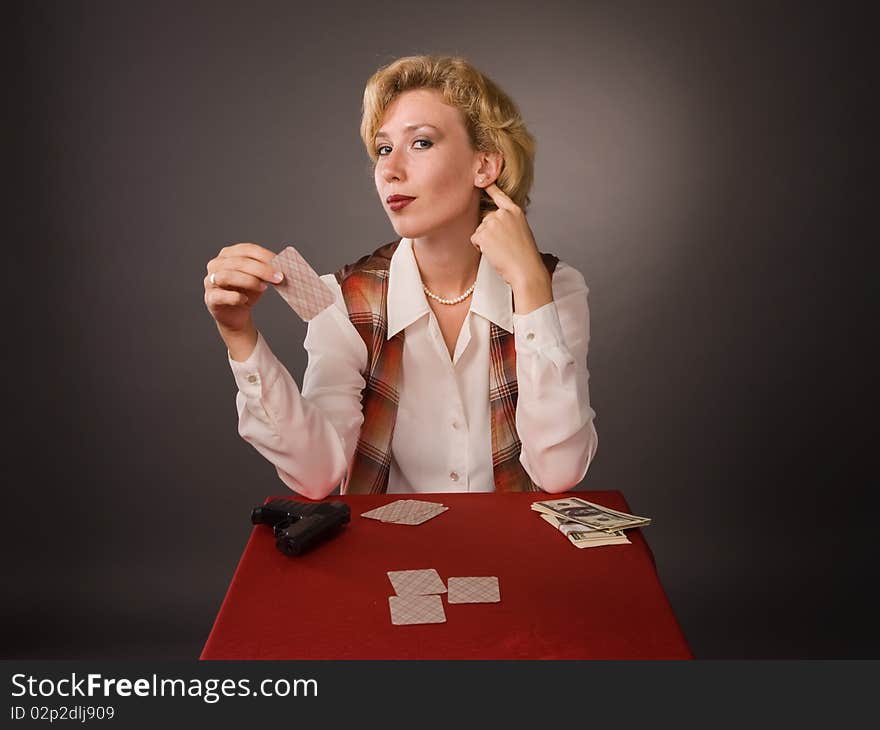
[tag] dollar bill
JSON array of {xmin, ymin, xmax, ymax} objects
[
  {"xmin": 539, "ymin": 514, "xmax": 631, "ymax": 548},
  {"xmin": 531, "ymin": 497, "xmax": 651, "ymax": 533}
]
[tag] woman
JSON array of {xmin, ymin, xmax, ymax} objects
[{"xmin": 203, "ymin": 55, "xmax": 598, "ymax": 498}]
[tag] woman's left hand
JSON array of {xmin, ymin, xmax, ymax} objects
[{"xmin": 471, "ymin": 183, "xmax": 550, "ymax": 292}]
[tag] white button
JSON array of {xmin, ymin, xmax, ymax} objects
[
  {"xmin": 450, "ymin": 471, "xmax": 459, "ymax": 482},
  {"xmin": 247, "ymin": 374, "xmax": 259, "ymax": 384},
  {"xmin": 526, "ymin": 332, "xmax": 535, "ymax": 341}
]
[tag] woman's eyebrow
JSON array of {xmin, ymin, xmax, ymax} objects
[{"xmin": 375, "ymin": 123, "xmax": 440, "ymax": 141}]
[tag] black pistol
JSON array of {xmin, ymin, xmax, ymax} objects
[{"xmin": 251, "ymin": 498, "xmax": 351, "ymax": 556}]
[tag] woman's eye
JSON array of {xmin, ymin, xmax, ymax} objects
[{"xmin": 376, "ymin": 139, "xmax": 433, "ymax": 157}]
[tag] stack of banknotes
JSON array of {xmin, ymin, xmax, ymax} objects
[{"xmin": 531, "ymin": 497, "xmax": 651, "ymax": 549}]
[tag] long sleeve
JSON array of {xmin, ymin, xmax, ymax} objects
[
  {"xmin": 227, "ymin": 275, "xmax": 368, "ymax": 500},
  {"xmin": 512, "ymin": 262, "xmax": 598, "ymax": 493}
]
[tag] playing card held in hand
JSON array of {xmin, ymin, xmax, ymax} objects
[{"xmin": 269, "ymin": 246, "xmax": 335, "ymax": 321}]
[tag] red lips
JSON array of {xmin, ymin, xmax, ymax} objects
[{"xmin": 387, "ymin": 195, "xmax": 416, "ymax": 212}]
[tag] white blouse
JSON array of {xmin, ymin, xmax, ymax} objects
[{"xmin": 227, "ymin": 237, "xmax": 598, "ymax": 499}]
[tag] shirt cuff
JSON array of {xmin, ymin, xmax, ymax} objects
[
  {"xmin": 512, "ymin": 301, "xmax": 576, "ymax": 371},
  {"xmin": 228, "ymin": 330, "xmax": 283, "ymax": 398},
  {"xmin": 513, "ymin": 301, "xmax": 565, "ymax": 349}
]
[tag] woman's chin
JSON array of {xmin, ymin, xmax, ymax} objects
[
  {"xmin": 390, "ymin": 221, "xmax": 428, "ymax": 239},
  {"xmin": 389, "ymin": 216, "xmax": 455, "ymax": 240}
]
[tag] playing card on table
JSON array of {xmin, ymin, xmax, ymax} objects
[
  {"xmin": 447, "ymin": 576, "xmax": 501, "ymax": 604},
  {"xmin": 360, "ymin": 499, "xmax": 448, "ymax": 525},
  {"xmin": 388, "ymin": 594, "xmax": 446, "ymax": 625},
  {"xmin": 387, "ymin": 568, "xmax": 447, "ymax": 596},
  {"xmin": 269, "ymin": 246, "xmax": 335, "ymax": 321},
  {"xmin": 388, "ymin": 501, "xmax": 448, "ymax": 525}
]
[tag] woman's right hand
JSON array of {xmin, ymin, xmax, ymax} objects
[{"xmin": 204, "ymin": 242, "xmax": 285, "ymax": 333}]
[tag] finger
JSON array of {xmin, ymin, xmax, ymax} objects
[
  {"xmin": 208, "ymin": 255, "xmax": 284, "ymax": 284},
  {"xmin": 483, "ymin": 183, "xmax": 517, "ymax": 211},
  {"xmin": 472, "ymin": 217, "xmax": 489, "ymax": 237},
  {"xmin": 218, "ymin": 242, "xmax": 279, "ymax": 264},
  {"xmin": 206, "ymin": 288, "xmax": 249, "ymax": 308},
  {"xmin": 204, "ymin": 270, "xmax": 268, "ymax": 293}
]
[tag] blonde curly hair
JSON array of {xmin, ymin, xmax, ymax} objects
[{"xmin": 360, "ymin": 55, "xmax": 536, "ymax": 220}]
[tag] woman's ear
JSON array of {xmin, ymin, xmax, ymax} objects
[{"xmin": 474, "ymin": 151, "xmax": 503, "ymax": 188}]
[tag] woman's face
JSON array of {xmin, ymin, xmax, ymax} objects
[{"xmin": 374, "ymin": 88, "xmax": 482, "ymax": 238}]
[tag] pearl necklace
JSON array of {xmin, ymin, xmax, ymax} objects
[{"xmin": 422, "ymin": 280, "xmax": 476, "ymax": 305}]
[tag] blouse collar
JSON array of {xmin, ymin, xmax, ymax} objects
[{"xmin": 386, "ymin": 237, "xmax": 513, "ymax": 339}]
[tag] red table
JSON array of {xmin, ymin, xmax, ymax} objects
[{"xmin": 201, "ymin": 491, "xmax": 692, "ymax": 659}]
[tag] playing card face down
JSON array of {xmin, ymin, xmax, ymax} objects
[
  {"xmin": 447, "ymin": 576, "xmax": 501, "ymax": 604},
  {"xmin": 360, "ymin": 499, "xmax": 448, "ymax": 525},
  {"xmin": 387, "ymin": 569, "xmax": 447, "ymax": 596},
  {"xmin": 269, "ymin": 246, "xmax": 335, "ymax": 321},
  {"xmin": 388, "ymin": 594, "xmax": 447, "ymax": 625}
]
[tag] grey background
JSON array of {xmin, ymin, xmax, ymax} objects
[{"xmin": 7, "ymin": 0, "xmax": 872, "ymax": 658}]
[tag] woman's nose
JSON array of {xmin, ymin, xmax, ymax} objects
[{"xmin": 381, "ymin": 147, "xmax": 405, "ymax": 182}]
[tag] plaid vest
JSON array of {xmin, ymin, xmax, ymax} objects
[{"xmin": 334, "ymin": 240, "xmax": 559, "ymax": 494}]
